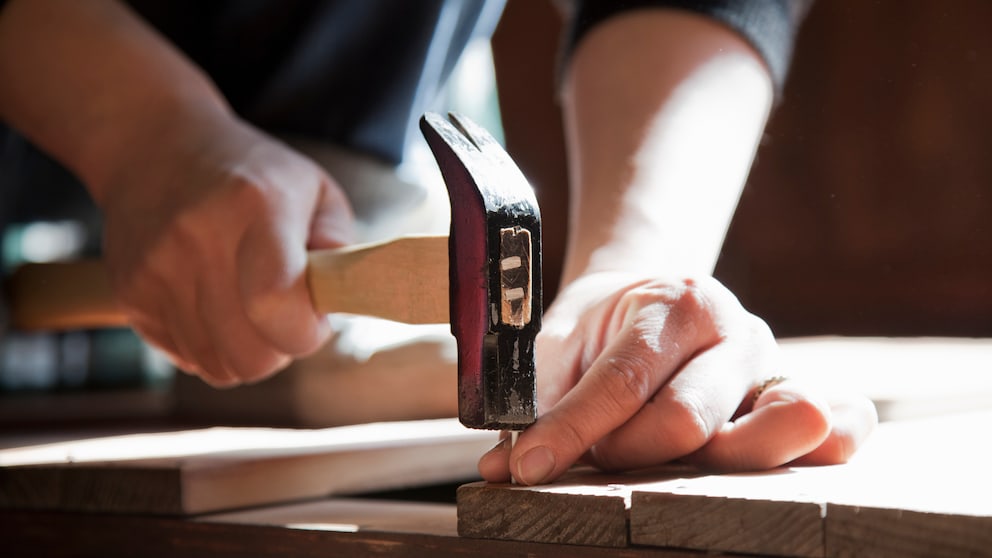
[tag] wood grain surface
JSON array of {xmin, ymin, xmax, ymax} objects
[
  {"xmin": 825, "ymin": 504, "xmax": 992, "ymax": 558},
  {"xmin": 631, "ymin": 492, "xmax": 824, "ymax": 557},
  {"xmin": 628, "ymin": 471, "xmax": 830, "ymax": 557},
  {"xmin": 0, "ymin": 418, "xmax": 496, "ymax": 515},
  {"xmin": 457, "ymin": 474, "xmax": 631, "ymax": 547},
  {"xmin": 459, "ymin": 411, "xmax": 992, "ymax": 557},
  {"xmin": 307, "ymin": 235, "xmax": 449, "ymax": 324}
]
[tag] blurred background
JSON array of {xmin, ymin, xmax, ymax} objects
[
  {"xmin": 718, "ymin": 0, "xmax": 992, "ymax": 338},
  {"xmin": 4, "ymin": 0, "xmax": 992, "ymax": 425}
]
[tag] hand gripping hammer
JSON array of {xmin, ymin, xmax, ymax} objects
[{"xmin": 7, "ymin": 112, "xmax": 542, "ymax": 432}]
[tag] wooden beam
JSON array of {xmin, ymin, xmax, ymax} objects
[{"xmin": 0, "ymin": 419, "xmax": 496, "ymax": 515}]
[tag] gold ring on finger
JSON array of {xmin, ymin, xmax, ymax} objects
[{"xmin": 752, "ymin": 375, "xmax": 789, "ymax": 404}]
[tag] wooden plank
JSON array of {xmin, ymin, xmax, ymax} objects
[
  {"xmin": 820, "ymin": 409, "xmax": 992, "ymax": 558},
  {"xmin": 202, "ymin": 497, "xmax": 460, "ymax": 537},
  {"xmin": 457, "ymin": 473, "xmax": 633, "ymax": 547},
  {"xmin": 826, "ymin": 505, "xmax": 992, "ymax": 558},
  {"xmin": 0, "ymin": 500, "xmax": 723, "ymax": 558},
  {"xmin": 629, "ymin": 473, "xmax": 826, "ymax": 557},
  {"xmin": 459, "ymin": 466, "xmax": 822, "ymax": 554},
  {"xmin": 459, "ymin": 411, "xmax": 992, "ymax": 556},
  {"xmin": 0, "ymin": 418, "xmax": 497, "ymax": 515},
  {"xmin": 631, "ymin": 411, "xmax": 992, "ymax": 556},
  {"xmin": 631, "ymin": 492, "xmax": 824, "ymax": 557},
  {"xmin": 780, "ymin": 336, "xmax": 992, "ymax": 420}
]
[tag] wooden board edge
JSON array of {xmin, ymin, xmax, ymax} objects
[
  {"xmin": 825, "ymin": 503, "xmax": 992, "ymax": 558},
  {"xmin": 630, "ymin": 491, "xmax": 825, "ymax": 558},
  {"xmin": 182, "ymin": 437, "xmax": 493, "ymax": 514},
  {"xmin": 0, "ymin": 465, "xmax": 183, "ymax": 515},
  {"xmin": 457, "ymin": 481, "xmax": 629, "ymax": 547}
]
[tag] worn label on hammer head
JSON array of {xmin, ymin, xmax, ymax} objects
[{"xmin": 499, "ymin": 226, "xmax": 532, "ymax": 328}]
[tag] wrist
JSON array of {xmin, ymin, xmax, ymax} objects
[
  {"xmin": 560, "ymin": 227, "xmax": 726, "ymax": 288},
  {"xmin": 0, "ymin": 0, "xmax": 232, "ymax": 206},
  {"xmin": 83, "ymin": 96, "xmax": 233, "ymax": 208},
  {"xmin": 559, "ymin": 10, "xmax": 773, "ymax": 286}
]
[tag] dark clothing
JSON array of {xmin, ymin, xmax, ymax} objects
[
  {"xmin": 0, "ymin": 0, "xmax": 811, "ymax": 344},
  {"xmin": 126, "ymin": 0, "xmax": 502, "ymax": 165},
  {"xmin": 0, "ymin": 0, "xmax": 809, "ymax": 193},
  {"xmin": 565, "ymin": 0, "xmax": 814, "ymax": 96},
  {"xmin": 118, "ymin": 0, "xmax": 810, "ymax": 163}
]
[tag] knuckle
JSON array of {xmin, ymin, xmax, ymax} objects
[
  {"xmin": 598, "ymin": 351, "xmax": 654, "ymax": 410},
  {"xmin": 655, "ymin": 393, "xmax": 714, "ymax": 457},
  {"xmin": 554, "ymin": 417, "xmax": 594, "ymax": 460},
  {"xmin": 206, "ymin": 376, "xmax": 241, "ymax": 389},
  {"xmin": 247, "ymin": 301, "xmax": 327, "ymax": 357},
  {"xmin": 224, "ymin": 172, "xmax": 269, "ymax": 210},
  {"xmin": 622, "ymin": 278, "xmax": 718, "ymax": 331},
  {"xmin": 746, "ymin": 313, "xmax": 776, "ymax": 343},
  {"xmin": 586, "ymin": 441, "xmax": 620, "ymax": 471},
  {"xmin": 197, "ymin": 366, "xmax": 239, "ymax": 388},
  {"xmin": 229, "ymin": 346, "xmax": 291, "ymax": 384},
  {"xmin": 828, "ymin": 433, "xmax": 856, "ymax": 464},
  {"xmin": 790, "ymin": 395, "xmax": 833, "ymax": 441},
  {"xmin": 670, "ymin": 279, "xmax": 721, "ymax": 327},
  {"xmin": 170, "ymin": 201, "xmax": 208, "ymax": 243}
]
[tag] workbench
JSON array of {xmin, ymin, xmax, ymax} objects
[
  {"xmin": 2, "ymin": 498, "xmax": 707, "ymax": 558},
  {"xmin": 3, "ymin": 336, "xmax": 992, "ymax": 557}
]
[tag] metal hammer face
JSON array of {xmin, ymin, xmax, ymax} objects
[{"xmin": 420, "ymin": 113, "xmax": 541, "ymax": 431}]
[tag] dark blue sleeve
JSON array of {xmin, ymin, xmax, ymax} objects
[
  {"xmin": 563, "ymin": 0, "xmax": 814, "ymax": 94},
  {"xmin": 124, "ymin": 0, "xmax": 495, "ymax": 165}
]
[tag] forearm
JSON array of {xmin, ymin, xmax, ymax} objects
[
  {"xmin": 560, "ymin": 9, "xmax": 773, "ymax": 284},
  {"xmin": 0, "ymin": 0, "xmax": 229, "ymax": 204}
]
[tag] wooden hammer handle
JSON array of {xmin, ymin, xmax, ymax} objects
[{"xmin": 8, "ymin": 235, "xmax": 450, "ymax": 331}]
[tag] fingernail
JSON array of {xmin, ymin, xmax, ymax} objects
[
  {"xmin": 766, "ymin": 390, "xmax": 799, "ymax": 405},
  {"xmin": 515, "ymin": 446, "xmax": 556, "ymax": 485}
]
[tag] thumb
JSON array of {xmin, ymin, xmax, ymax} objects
[{"xmin": 308, "ymin": 176, "xmax": 355, "ymax": 249}]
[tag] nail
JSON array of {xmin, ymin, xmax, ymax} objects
[
  {"xmin": 486, "ymin": 436, "xmax": 510, "ymax": 455},
  {"xmin": 515, "ymin": 445, "xmax": 556, "ymax": 485}
]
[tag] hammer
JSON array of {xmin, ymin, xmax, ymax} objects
[{"xmin": 5, "ymin": 112, "xmax": 541, "ymax": 432}]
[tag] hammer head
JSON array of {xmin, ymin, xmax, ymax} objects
[{"xmin": 420, "ymin": 112, "xmax": 541, "ymax": 431}]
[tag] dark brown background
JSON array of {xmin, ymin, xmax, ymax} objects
[{"xmin": 495, "ymin": 0, "xmax": 992, "ymax": 338}]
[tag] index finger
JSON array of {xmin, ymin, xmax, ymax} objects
[{"xmin": 507, "ymin": 285, "xmax": 720, "ymax": 485}]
